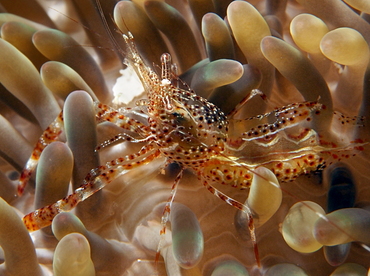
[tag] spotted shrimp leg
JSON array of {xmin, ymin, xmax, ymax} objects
[
  {"xmin": 96, "ymin": 131, "xmax": 154, "ymax": 151},
  {"xmin": 227, "ymin": 89, "xmax": 265, "ymax": 118},
  {"xmin": 23, "ymin": 144, "xmax": 160, "ymax": 231},
  {"xmin": 155, "ymin": 168, "xmax": 184, "ymax": 265},
  {"xmin": 201, "ymin": 179, "xmax": 260, "ymax": 267},
  {"xmin": 18, "ymin": 101, "xmax": 149, "ymax": 196},
  {"xmin": 94, "ymin": 102, "xmax": 149, "ymax": 135},
  {"xmin": 18, "ymin": 112, "xmax": 64, "ymax": 196}
]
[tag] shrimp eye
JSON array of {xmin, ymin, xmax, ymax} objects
[
  {"xmin": 172, "ymin": 112, "xmax": 185, "ymax": 123},
  {"xmin": 172, "ymin": 112, "xmax": 182, "ymax": 118}
]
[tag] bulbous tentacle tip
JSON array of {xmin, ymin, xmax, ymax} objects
[
  {"xmin": 265, "ymin": 263, "xmax": 309, "ymax": 276},
  {"xmin": 211, "ymin": 260, "xmax": 250, "ymax": 276},
  {"xmin": 170, "ymin": 203, "xmax": 204, "ymax": 269},
  {"xmin": 53, "ymin": 233, "xmax": 95, "ymax": 276},
  {"xmin": 282, "ymin": 201, "xmax": 325, "ymax": 253}
]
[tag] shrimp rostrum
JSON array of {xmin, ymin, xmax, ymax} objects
[{"xmin": 20, "ymin": 33, "xmax": 366, "ymax": 269}]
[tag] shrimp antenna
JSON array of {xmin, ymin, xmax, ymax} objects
[{"xmin": 94, "ymin": 0, "xmax": 129, "ymax": 59}]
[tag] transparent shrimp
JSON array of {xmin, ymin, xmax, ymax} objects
[{"xmin": 20, "ymin": 33, "xmax": 367, "ymax": 270}]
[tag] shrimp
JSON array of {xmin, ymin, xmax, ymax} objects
[{"xmin": 19, "ymin": 31, "xmax": 366, "ymax": 272}]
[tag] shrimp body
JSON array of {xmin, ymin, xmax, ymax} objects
[{"xmin": 20, "ymin": 33, "xmax": 366, "ymax": 269}]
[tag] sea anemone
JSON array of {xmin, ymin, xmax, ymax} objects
[{"xmin": 0, "ymin": 0, "xmax": 369, "ymax": 275}]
